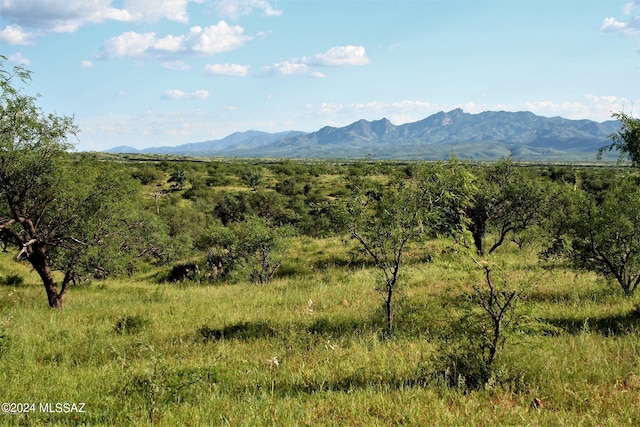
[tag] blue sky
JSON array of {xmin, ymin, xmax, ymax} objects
[{"xmin": 1, "ymin": 0, "xmax": 640, "ymax": 151}]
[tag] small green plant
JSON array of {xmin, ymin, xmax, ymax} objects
[
  {"xmin": 0, "ymin": 274, "xmax": 23, "ymax": 286},
  {"xmin": 113, "ymin": 315, "xmax": 150, "ymax": 335},
  {"xmin": 0, "ymin": 334, "xmax": 11, "ymax": 359},
  {"xmin": 437, "ymin": 262, "xmax": 524, "ymax": 389}
]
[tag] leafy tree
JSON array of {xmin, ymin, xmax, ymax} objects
[
  {"xmin": 168, "ymin": 170, "xmax": 187, "ymax": 190},
  {"xmin": 467, "ymin": 159, "xmax": 547, "ymax": 255},
  {"xmin": 232, "ymin": 216, "xmax": 295, "ymax": 285},
  {"xmin": 598, "ymin": 111, "xmax": 640, "ymax": 166},
  {"xmin": 206, "ymin": 217, "xmax": 294, "ymax": 284},
  {"xmin": 553, "ymin": 176, "xmax": 640, "ymax": 296},
  {"xmin": 0, "ymin": 58, "xmax": 147, "ymax": 308},
  {"xmin": 339, "ymin": 162, "xmax": 473, "ymax": 334},
  {"xmin": 241, "ymin": 170, "xmax": 264, "ymax": 191}
]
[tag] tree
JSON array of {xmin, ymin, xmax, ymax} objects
[
  {"xmin": 339, "ymin": 162, "xmax": 473, "ymax": 334},
  {"xmin": 206, "ymin": 216, "xmax": 294, "ymax": 284},
  {"xmin": 168, "ymin": 170, "xmax": 187, "ymax": 190},
  {"xmin": 0, "ymin": 58, "xmax": 144, "ymax": 308},
  {"xmin": 466, "ymin": 159, "xmax": 547, "ymax": 255},
  {"xmin": 555, "ymin": 176, "xmax": 640, "ymax": 296},
  {"xmin": 241, "ymin": 170, "xmax": 263, "ymax": 191},
  {"xmin": 598, "ymin": 111, "xmax": 640, "ymax": 166},
  {"xmin": 232, "ymin": 216, "xmax": 294, "ymax": 285},
  {"xmin": 439, "ymin": 262, "xmax": 524, "ymax": 389}
]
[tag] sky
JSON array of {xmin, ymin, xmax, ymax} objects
[{"xmin": 1, "ymin": 0, "xmax": 640, "ymax": 152}]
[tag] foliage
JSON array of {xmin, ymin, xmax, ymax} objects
[
  {"xmin": 338, "ymin": 161, "xmax": 474, "ymax": 334},
  {"xmin": 241, "ymin": 169, "xmax": 264, "ymax": 191},
  {"xmin": 466, "ymin": 159, "xmax": 548, "ymax": 255},
  {"xmin": 231, "ymin": 216, "xmax": 295, "ymax": 285},
  {"xmin": 3, "ymin": 233, "xmax": 640, "ymax": 425},
  {"xmin": 436, "ymin": 263, "xmax": 524, "ymax": 390},
  {"xmin": 598, "ymin": 111, "xmax": 640, "ymax": 166},
  {"xmin": 168, "ymin": 170, "xmax": 187, "ymax": 190},
  {"xmin": 553, "ymin": 176, "xmax": 640, "ymax": 296},
  {"xmin": 113, "ymin": 315, "xmax": 150, "ymax": 335},
  {"xmin": 0, "ymin": 60, "xmax": 164, "ymax": 307}
]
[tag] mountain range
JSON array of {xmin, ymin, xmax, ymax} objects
[{"xmin": 107, "ymin": 109, "xmax": 621, "ymax": 161}]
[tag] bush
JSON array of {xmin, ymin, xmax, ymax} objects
[
  {"xmin": 167, "ymin": 263, "xmax": 200, "ymax": 282},
  {"xmin": 0, "ymin": 274, "xmax": 23, "ymax": 286},
  {"xmin": 114, "ymin": 315, "xmax": 150, "ymax": 335},
  {"xmin": 206, "ymin": 246, "xmax": 237, "ymax": 281}
]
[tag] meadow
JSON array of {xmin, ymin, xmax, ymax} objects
[{"xmin": 1, "ymin": 228, "xmax": 640, "ymax": 426}]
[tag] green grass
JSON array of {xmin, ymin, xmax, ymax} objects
[{"xmin": 1, "ymin": 239, "xmax": 640, "ymax": 426}]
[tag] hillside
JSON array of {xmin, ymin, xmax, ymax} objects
[{"xmin": 107, "ymin": 109, "xmax": 621, "ymax": 161}]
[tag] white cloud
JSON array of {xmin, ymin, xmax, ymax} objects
[
  {"xmin": 190, "ymin": 23, "xmax": 250, "ymax": 54},
  {"xmin": 204, "ymin": 63, "xmax": 249, "ymax": 76},
  {"xmin": 7, "ymin": 52, "xmax": 31, "ymax": 66},
  {"xmin": 0, "ymin": 0, "xmax": 204, "ymax": 44},
  {"xmin": 601, "ymin": 1, "xmax": 640, "ymax": 35},
  {"xmin": 267, "ymin": 60, "xmax": 310, "ymax": 76},
  {"xmin": 215, "ymin": 0, "xmax": 282, "ymax": 20},
  {"xmin": 99, "ymin": 31, "xmax": 157, "ymax": 59},
  {"xmin": 118, "ymin": 0, "xmax": 202, "ymax": 24},
  {"xmin": 162, "ymin": 60, "xmax": 191, "ymax": 70},
  {"xmin": 624, "ymin": 0, "xmax": 640, "ymax": 15},
  {"xmin": 161, "ymin": 89, "xmax": 210, "ymax": 100},
  {"xmin": 0, "ymin": 25, "xmax": 36, "ymax": 45},
  {"xmin": 98, "ymin": 21, "xmax": 250, "ymax": 59},
  {"xmin": 266, "ymin": 45, "xmax": 369, "ymax": 77},
  {"xmin": 523, "ymin": 94, "xmax": 635, "ymax": 121},
  {"xmin": 80, "ymin": 60, "xmax": 94, "ymax": 68},
  {"xmin": 304, "ymin": 45, "xmax": 370, "ymax": 66}
]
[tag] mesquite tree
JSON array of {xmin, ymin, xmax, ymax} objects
[
  {"xmin": 0, "ymin": 58, "xmax": 143, "ymax": 308},
  {"xmin": 560, "ymin": 176, "xmax": 640, "ymax": 296},
  {"xmin": 467, "ymin": 159, "xmax": 547, "ymax": 255},
  {"xmin": 339, "ymin": 161, "xmax": 473, "ymax": 334},
  {"xmin": 598, "ymin": 111, "xmax": 640, "ymax": 166}
]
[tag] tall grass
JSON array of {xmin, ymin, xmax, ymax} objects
[{"xmin": 1, "ymin": 238, "xmax": 640, "ymax": 426}]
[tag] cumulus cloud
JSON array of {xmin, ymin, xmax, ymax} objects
[
  {"xmin": 7, "ymin": 52, "xmax": 31, "ymax": 66},
  {"xmin": 601, "ymin": 1, "xmax": 640, "ymax": 35},
  {"xmin": 266, "ymin": 45, "xmax": 369, "ymax": 77},
  {"xmin": 215, "ymin": 0, "xmax": 282, "ymax": 20},
  {"xmin": 266, "ymin": 60, "xmax": 310, "ymax": 76},
  {"xmin": 80, "ymin": 60, "xmax": 94, "ymax": 68},
  {"xmin": 304, "ymin": 45, "xmax": 370, "ymax": 66},
  {"xmin": 98, "ymin": 21, "xmax": 250, "ymax": 59},
  {"xmin": 0, "ymin": 0, "xmax": 203, "ymax": 44},
  {"xmin": 161, "ymin": 89, "xmax": 210, "ymax": 100},
  {"xmin": 524, "ymin": 94, "xmax": 634, "ymax": 121},
  {"xmin": 204, "ymin": 63, "xmax": 249, "ymax": 76},
  {"xmin": 0, "ymin": 25, "xmax": 36, "ymax": 45}
]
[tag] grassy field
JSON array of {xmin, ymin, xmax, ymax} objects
[{"xmin": 1, "ymin": 235, "xmax": 640, "ymax": 426}]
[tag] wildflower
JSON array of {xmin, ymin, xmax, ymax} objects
[{"xmin": 267, "ymin": 356, "xmax": 279, "ymax": 368}]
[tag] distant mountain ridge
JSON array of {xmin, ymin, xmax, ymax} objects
[{"xmin": 106, "ymin": 109, "xmax": 621, "ymax": 161}]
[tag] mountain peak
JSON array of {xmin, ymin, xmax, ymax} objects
[{"xmin": 105, "ymin": 110, "xmax": 620, "ymax": 161}]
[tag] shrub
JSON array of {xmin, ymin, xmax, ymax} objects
[
  {"xmin": 114, "ymin": 315, "xmax": 150, "ymax": 335},
  {"xmin": 167, "ymin": 263, "xmax": 200, "ymax": 282},
  {"xmin": 0, "ymin": 274, "xmax": 23, "ymax": 286}
]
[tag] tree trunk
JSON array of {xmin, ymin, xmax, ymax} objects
[
  {"xmin": 472, "ymin": 230, "xmax": 484, "ymax": 256},
  {"xmin": 29, "ymin": 245, "xmax": 63, "ymax": 309},
  {"xmin": 384, "ymin": 280, "xmax": 394, "ymax": 335}
]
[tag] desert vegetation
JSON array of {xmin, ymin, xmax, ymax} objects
[
  {"xmin": 3, "ymin": 57, "xmax": 640, "ymax": 426},
  {"xmin": 1, "ymin": 154, "xmax": 640, "ymax": 425}
]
